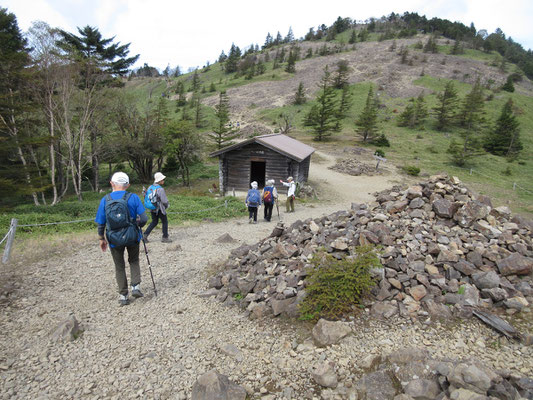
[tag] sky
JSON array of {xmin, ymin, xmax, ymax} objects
[{"xmin": 3, "ymin": 0, "xmax": 533, "ymax": 72}]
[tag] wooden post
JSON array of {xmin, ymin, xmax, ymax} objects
[{"xmin": 2, "ymin": 218, "xmax": 18, "ymax": 264}]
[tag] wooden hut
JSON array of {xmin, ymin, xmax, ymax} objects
[{"xmin": 209, "ymin": 134, "xmax": 315, "ymax": 194}]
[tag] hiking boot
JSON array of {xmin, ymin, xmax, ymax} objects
[
  {"xmin": 161, "ymin": 237, "xmax": 173, "ymax": 243},
  {"xmin": 119, "ymin": 294, "xmax": 130, "ymax": 306},
  {"xmin": 249, "ymin": 218, "xmax": 253, "ymax": 224},
  {"xmin": 131, "ymin": 285, "xmax": 144, "ymax": 298}
]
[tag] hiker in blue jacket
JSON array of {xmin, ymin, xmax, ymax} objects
[
  {"xmin": 245, "ymin": 181, "xmax": 261, "ymax": 224},
  {"xmin": 95, "ymin": 172, "xmax": 148, "ymax": 306}
]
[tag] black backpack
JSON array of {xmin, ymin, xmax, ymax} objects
[{"xmin": 104, "ymin": 192, "xmax": 139, "ymax": 247}]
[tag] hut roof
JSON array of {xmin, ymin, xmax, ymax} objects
[{"xmin": 209, "ymin": 134, "xmax": 315, "ymax": 162}]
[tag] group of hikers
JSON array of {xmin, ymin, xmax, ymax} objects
[
  {"xmin": 245, "ymin": 176, "xmax": 297, "ymax": 223},
  {"xmin": 95, "ymin": 171, "xmax": 299, "ymax": 306}
]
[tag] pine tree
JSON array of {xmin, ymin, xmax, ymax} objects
[
  {"xmin": 285, "ymin": 50, "xmax": 296, "ymax": 73},
  {"xmin": 484, "ymin": 99, "xmax": 522, "ymax": 157},
  {"xmin": 355, "ymin": 86, "xmax": 379, "ymax": 142},
  {"xmin": 459, "ymin": 77, "xmax": 485, "ymax": 130},
  {"xmin": 293, "ymin": 82, "xmax": 306, "ymax": 105},
  {"xmin": 333, "ymin": 60, "xmax": 350, "ymax": 89},
  {"xmin": 263, "ymin": 33, "xmax": 273, "ymax": 49},
  {"xmin": 349, "ymin": 30, "xmax": 357, "ymax": 44},
  {"xmin": 433, "ymin": 81, "xmax": 458, "ymax": 131},
  {"xmin": 335, "ymin": 85, "xmax": 352, "ymax": 131},
  {"xmin": 284, "ymin": 27, "xmax": 294, "ymax": 43},
  {"xmin": 397, "ymin": 94, "xmax": 427, "ymax": 129},
  {"xmin": 225, "ymin": 43, "xmax": 241, "ymax": 73},
  {"xmin": 209, "ymin": 91, "xmax": 239, "ymax": 149},
  {"xmin": 501, "ymin": 75, "xmax": 515, "ymax": 92},
  {"xmin": 175, "ymin": 81, "xmax": 187, "ymax": 107},
  {"xmin": 304, "ymin": 66, "xmax": 338, "ymax": 141},
  {"xmin": 190, "ymin": 69, "xmax": 201, "ymax": 92}
]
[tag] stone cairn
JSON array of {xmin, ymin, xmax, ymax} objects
[{"xmin": 205, "ymin": 174, "xmax": 533, "ymax": 322}]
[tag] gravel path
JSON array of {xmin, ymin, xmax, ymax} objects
[{"xmin": 1, "ymin": 151, "xmax": 531, "ymax": 399}]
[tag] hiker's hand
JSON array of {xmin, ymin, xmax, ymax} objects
[{"xmin": 99, "ymin": 239, "xmax": 107, "ymax": 252}]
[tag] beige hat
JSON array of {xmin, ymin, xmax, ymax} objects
[
  {"xmin": 154, "ymin": 172, "xmax": 166, "ymax": 183},
  {"xmin": 111, "ymin": 172, "xmax": 129, "ymax": 185},
  {"xmin": 251, "ymin": 181, "xmax": 258, "ymax": 189},
  {"xmin": 287, "ymin": 176, "xmax": 293, "ymax": 182}
]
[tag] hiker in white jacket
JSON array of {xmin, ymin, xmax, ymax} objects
[{"xmin": 280, "ymin": 176, "xmax": 296, "ymax": 213}]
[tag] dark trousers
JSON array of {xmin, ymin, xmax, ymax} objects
[
  {"xmin": 264, "ymin": 202, "xmax": 274, "ymax": 221},
  {"xmin": 110, "ymin": 243, "xmax": 141, "ymax": 296},
  {"xmin": 248, "ymin": 206, "xmax": 258, "ymax": 222},
  {"xmin": 144, "ymin": 211, "xmax": 169, "ymax": 238}
]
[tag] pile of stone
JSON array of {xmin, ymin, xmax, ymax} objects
[
  {"xmin": 205, "ymin": 174, "xmax": 533, "ymax": 321},
  {"xmin": 344, "ymin": 346, "xmax": 533, "ymax": 400},
  {"xmin": 329, "ymin": 158, "xmax": 383, "ymax": 176}
]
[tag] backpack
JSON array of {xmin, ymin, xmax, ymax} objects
[
  {"xmin": 247, "ymin": 189, "xmax": 260, "ymax": 207},
  {"xmin": 295, "ymin": 182, "xmax": 301, "ymax": 197},
  {"xmin": 105, "ymin": 192, "xmax": 139, "ymax": 247},
  {"xmin": 263, "ymin": 186, "xmax": 273, "ymax": 204},
  {"xmin": 144, "ymin": 184, "xmax": 160, "ymax": 210}
]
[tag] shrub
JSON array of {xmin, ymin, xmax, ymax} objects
[
  {"xmin": 402, "ymin": 165, "xmax": 420, "ymax": 176},
  {"xmin": 299, "ymin": 246, "xmax": 381, "ymax": 321},
  {"xmin": 372, "ymin": 133, "xmax": 390, "ymax": 147},
  {"xmin": 374, "ymin": 149, "xmax": 385, "ymax": 157}
]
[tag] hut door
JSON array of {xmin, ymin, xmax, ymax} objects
[{"xmin": 250, "ymin": 161, "xmax": 266, "ymax": 188}]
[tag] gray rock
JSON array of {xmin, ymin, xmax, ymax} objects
[
  {"xmin": 387, "ymin": 347, "xmax": 429, "ymax": 365},
  {"xmin": 472, "ymin": 270, "xmax": 501, "ymax": 289},
  {"xmin": 191, "ymin": 370, "xmax": 246, "ymax": 400},
  {"xmin": 432, "ymin": 199, "xmax": 459, "ymax": 219},
  {"xmin": 312, "ymin": 319, "xmax": 352, "ymax": 347},
  {"xmin": 497, "ymin": 253, "xmax": 533, "ymax": 276},
  {"xmin": 271, "ymin": 297, "xmax": 296, "ymax": 316},
  {"xmin": 50, "ymin": 314, "xmax": 81, "ymax": 343},
  {"xmin": 403, "ymin": 379, "xmax": 441, "ymax": 400},
  {"xmin": 449, "ymin": 387, "xmax": 487, "ymax": 400},
  {"xmin": 446, "ymin": 364, "xmax": 493, "ymax": 394},
  {"xmin": 355, "ymin": 370, "xmax": 399, "ymax": 400},
  {"xmin": 311, "ymin": 362, "xmax": 338, "ymax": 388}
]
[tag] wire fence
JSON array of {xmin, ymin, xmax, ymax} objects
[{"xmin": 1, "ymin": 201, "xmax": 229, "ymax": 264}]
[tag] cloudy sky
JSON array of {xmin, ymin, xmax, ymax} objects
[{"xmin": 3, "ymin": 0, "xmax": 533, "ymax": 72}]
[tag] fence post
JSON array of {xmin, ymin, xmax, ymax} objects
[
  {"xmin": 469, "ymin": 169, "xmax": 473, "ymax": 175},
  {"xmin": 2, "ymin": 218, "xmax": 18, "ymax": 264},
  {"xmin": 225, "ymin": 200, "xmax": 228, "ymax": 208},
  {"xmin": 513, "ymin": 182, "xmax": 517, "ymax": 191}
]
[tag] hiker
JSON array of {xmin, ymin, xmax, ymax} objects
[
  {"xmin": 262, "ymin": 179, "xmax": 278, "ymax": 222},
  {"xmin": 280, "ymin": 176, "xmax": 297, "ymax": 213},
  {"xmin": 95, "ymin": 172, "xmax": 148, "ymax": 306},
  {"xmin": 143, "ymin": 172, "xmax": 172, "ymax": 243},
  {"xmin": 245, "ymin": 181, "xmax": 261, "ymax": 224}
]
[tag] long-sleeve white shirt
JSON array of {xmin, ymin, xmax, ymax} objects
[{"xmin": 282, "ymin": 181, "xmax": 296, "ymax": 197}]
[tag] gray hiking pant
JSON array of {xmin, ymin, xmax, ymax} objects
[{"xmin": 110, "ymin": 243, "xmax": 141, "ymax": 296}]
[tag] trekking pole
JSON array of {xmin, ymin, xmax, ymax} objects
[
  {"xmin": 139, "ymin": 228, "xmax": 157, "ymax": 296},
  {"xmin": 275, "ymin": 200, "xmax": 280, "ymax": 220}
]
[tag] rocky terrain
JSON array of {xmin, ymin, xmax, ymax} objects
[{"xmin": 1, "ymin": 154, "xmax": 532, "ymax": 399}]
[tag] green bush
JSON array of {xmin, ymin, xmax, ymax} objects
[
  {"xmin": 299, "ymin": 245, "xmax": 381, "ymax": 321},
  {"xmin": 402, "ymin": 165, "xmax": 421, "ymax": 176}
]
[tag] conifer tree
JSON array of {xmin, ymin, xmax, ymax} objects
[
  {"xmin": 335, "ymin": 85, "xmax": 352, "ymax": 131},
  {"xmin": 484, "ymin": 99, "xmax": 522, "ymax": 157},
  {"xmin": 333, "ymin": 60, "xmax": 350, "ymax": 89},
  {"xmin": 285, "ymin": 50, "xmax": 296, "ymax": 73},
  {"xmin": 349, "ymin": 30, "xmax": 357, "ymax": 44},
  {"xmin": 433, "ymin": 81, "xmax": 459, "ymax": 131},
  {"xmin": 459, "ymin": 77, "xmax": 485, "ymax": 130},
  {"xmin": 209, "ymin": 91, "xmax": 239, "ymax": 149},
  {"xmin": 305, "ymin": 66, "xmax": 338, "ymax": 141},
  {"xmin": 225, "ymin": 44, "xmax": 241, "ymax": 73},
  {"xmin": 293, "ymin": 82, "xmax": 306, "ymax": 105},
  {"xmin": 191, "ymin": 69, "xmax": 201, "ymax": 92},
  {"xmin": 285, "ymin": 27, "xmax": 294, "ymax": 43},
  {"xmin": 263, "ymin": 33, "xmax": 273, "ymax": 49},
  {"xmin": 355, "ymin": 86, "xmax": 379, "ymax": 142},
  {"xmin": 501, "ymin": 75, "xmax": 515, "ymax": 92},
  {"xmin": 397, "ymin": 94, "xmax": 427, "ymax": 129}
]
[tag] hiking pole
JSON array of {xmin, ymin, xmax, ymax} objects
[
  {"xmin": 275, "ymin": 200, "xmax": 280, "ymax": 220},
  {"xmin": 139, "ymin": 228, "xmax": 157, "ymax": 296}
]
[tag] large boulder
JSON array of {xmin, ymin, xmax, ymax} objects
[
  {"xmin": 497, "ymin": 253, "xmax": 533, "ymax": 276},
  {"xmin": 191, "ymin": 370, "xmax": 246, "ymax": 400},
  {"xmin": 312, "ymin": 318, "xmax": 352, "ymax": 346}
]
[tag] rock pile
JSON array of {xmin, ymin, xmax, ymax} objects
[
  {"xmin": 346, "ymin": 346, "xmax": 533, "ymax": 400},
  {"xmin": 329, "ymin": 158, "xmax": 383, "ymax": 176},
  {"xmin": 205, "ymin": 174, "xmax": 533, "ymax": 322}
]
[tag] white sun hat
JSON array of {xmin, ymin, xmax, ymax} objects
[
  {"xmin": 154, "ymin": 172, "xmax": 166, "ymax": 183},
  {"xmin": 111, "ymin": 172, "xmax": 129, "ymax": 185}
]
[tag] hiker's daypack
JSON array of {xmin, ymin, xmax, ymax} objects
[
  {"xmin": 294, "ymin": 182, "xmax": 301, "ymax": 197},
  {"xmin": 105, "ymin": 192, "xmax": 139, "ymax": 247},
  {"xmin": 247, "ymin": 189, "xmax": 260, "ymax": 207},
  {"xmin": 144, "ymin": 184, "xmax": 160, "ymax": 210},
  {"xmin": 263, "ymin": 186, "xmax": 274, "ymax": 203}
]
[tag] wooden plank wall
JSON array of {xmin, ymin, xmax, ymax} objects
[{"xmin": 217, "ymin": 143, "xmax": 312, "ymax": 193}]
